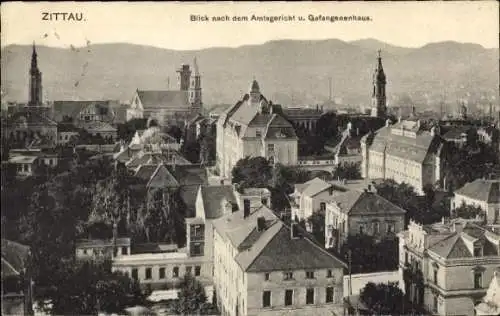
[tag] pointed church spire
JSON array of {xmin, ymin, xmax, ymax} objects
[
  {"xmin": 31, "ymin": 41, "xmax": 38, "ymax": 74},
  {"xmin": 192, "ymin": 57, "xmax": 199, "ymax": 76},
  {"xmin": 375, "ymin": 49, "xmax": 386, "ymax": 83}
]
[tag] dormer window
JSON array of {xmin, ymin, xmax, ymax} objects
[{"xmin": 256, "ymin": 130, "xmax": 262, "ymax": 138}]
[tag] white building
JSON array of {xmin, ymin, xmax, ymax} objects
[
  {"xmin": 452, "ymin": 178, "xmax": 500, "ymax": 225},
  {"xmin": 216, "ymin": 80, "xmax": 298, "ymax": 179},
  {"xmin": 212, "ymin": 203, "xmax": 346, "ymax": 316},
  {"xmin": 361, "ymin": 119, "xmax": 446, "ymax": 194}
]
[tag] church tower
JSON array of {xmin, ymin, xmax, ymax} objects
[
  {"xmin": 29, "ymin": 42, "xmax": 42, "ymax": 106},
  {"xmin": 371, "ymin": 50, "xmax": 387, "ymax": 118},
  {"xmin": 177, "ymin": 64, "xmax": 191, "ymax": 91},
  {"xmin": 189, "ymin": 57, "xmax": 202, "ymax": 113}
]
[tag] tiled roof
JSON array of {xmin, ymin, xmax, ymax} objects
[
  {"xmin": 455, "ymin": 179, "xmax": 500, "ymax": 204},
  {"xmin": 167, "ymin": 165, "xmax": 208, "ymax": 186},
  {"xmin": 134, "ymin": 164, "xmax": 158, "ymax": 181},
  {"xmin": 146, "ymin": 164, "xmax": 180, "ymax": 189},
  {"xmin": 442, "ymin": 126, "xmax": 471, "ymax": 140},
  {"xmin": 179, "ymin": 185, "xmax": 201, "ymax": 217},
  {"xmin": 367, "ymin": 122, "xmax": 442, "ymax": 163},
  {"xmin": 199, "ymin": 185, "xmax": 238, "ymax": 219},
  {"xmin": 57, "ymin": 123, "xmax": 81, "ymax": 133},
  {"xmin": 9, "ymin": 155, "xmax": 38, "ymax": 164},
  {"xmin": 136, "ymin": 90, "xmax": 190, "ymax": 109},
  {"xmin": 282, "ymin": 107, "xmax": 323, "ymax": 118},
  {"xmin": 78, "ymin": 121, "xmax": 117, "ymax": 132},
  {"xmin": 300, "ymin": 177, "xmax": 333, "ymax": 197},
  {"xmin": 1, "ymin": 239, "xmax": 30, "ymax": 277},
  {"xmin": 7, "ymin": 110, "xmax": 57, "ymax": 127},
  {"xmin": 213, "ymin": 205, "xmax": 346, "ymax": 272},
  {"xmin": 331, "ymin": 190, "xmax": 406, "ymax": 216}
]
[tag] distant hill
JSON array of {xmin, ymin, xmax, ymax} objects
[{"xmin": 1, "ymin": 39, "xmax": 498, "ymax": 109}]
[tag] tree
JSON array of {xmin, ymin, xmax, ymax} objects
[
  {"xmin": 332, "ymin": 162, "xmax": 362, "ymax": 180},
  {"xmin": 306, "ymin": 209, "xmax": 326, "ymax": 246},
  {"xmin": 232, "ymin": 157, "xmax": 273, "ymax": 190},
  {"xmin": 452, "ymin": 202, "xmax": 485, "ymax": 220},
  {"xmin": 44, "ymin": 260, "xmax": 148, "ymax": 315},
  {"xmin": 172, "ymin": 274, "xmax": 215, "ymax": 315},
  {"xmin": 360, "ymin": 282, "xmax": 405, "ymax": 315}
]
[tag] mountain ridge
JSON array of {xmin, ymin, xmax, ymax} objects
[{"xmin": 2, "ymin": 39, "xmax": 498, "ymax": 109}]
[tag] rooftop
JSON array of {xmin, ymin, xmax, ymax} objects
[{"xmin": 454, "ymin": 178, "xmax": 500, "ymax": 204}]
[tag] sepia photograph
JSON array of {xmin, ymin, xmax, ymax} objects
[{"xmin": 1, "ymin": 1, "xmax": 499, "ymax": 316}]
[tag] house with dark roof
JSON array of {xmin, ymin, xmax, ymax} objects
[
  {"xmin": 216, "ymin": 80, "xmax": 298, "ymax": 179},
  {"xmin": 1, "ymin": 239, "xmax": 33, "ymax": 316},
  {"xmin": 453, "ymin": 178, "xmax": 500, "ymax": 225},
  {"xmin": 51, "ymin": 100, "xmax": 119, "ymax": 123},
  {"xmin": 212, "ymin": 202, "xmax": 346, "ymax": 316},
  {"xmin": 361, "ymin": 119, "xmax": 446, "ymax": 194},
  {"xmin": 324, "ymin": 184, "xmax": 406, "ymax": 250},
  {"xmin": 397, "ymin": 219, "xmax": 500, "ymax": 316}
]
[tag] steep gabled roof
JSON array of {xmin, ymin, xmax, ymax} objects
[
  {"xmin": 300, "ymin": 177, "xmax": 333, "ymax": 197},
  {"xmin": 146, "ymin": 164, "xmax": 180, "ymax": 189}
]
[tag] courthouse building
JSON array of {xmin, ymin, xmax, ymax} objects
[{"xmin": 216, "ymin": 80, "xmax": 298, "ymax": 178}]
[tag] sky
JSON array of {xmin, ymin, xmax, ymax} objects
[{"xmin": 1, "ymin": 1, "xmax": 499, "ymax": 50}]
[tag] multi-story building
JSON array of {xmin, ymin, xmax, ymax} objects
[
  {"xmin": 361, "ymin": 119, "xmax": 446, "ymax": 194},
  {"xmin": 452, "ymin": 178, "xmax": 500, "ymax": 225},
  {"xmin": 398, "ymin": 219, "xmax": 500, "ymax": 316},
  {"xmin": 217, "ymin": 80, "xmax": 298, "ymax": 178},
  {"xmin": 290, "ymin": 177, "xmax": 345, "ymax": 221},
  {"xmin": 126, "ymin": 59, "xmax": 202, "ymax": 124},
  {"xmin": 324, "ymin": 183, "xmax": 406, "ymax": 250},
  {"xmin": 281, "ymin": 106, "xmax": 324, "ymax": 133},
  {"xmin": 212, "ymin": 203, "xmax": 346, "ymax": 316}
]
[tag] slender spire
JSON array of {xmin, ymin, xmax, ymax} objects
[
  {"xmin": 30, "ymin": 41, "xmax": 38, "ymax": 73},
  {"xmin": 192, "ymin": 57, "xmax": 199, "ymax": 76},
  {"xmin": 375, "ymin": 49, "xmax": 386, "ymax": 83}
]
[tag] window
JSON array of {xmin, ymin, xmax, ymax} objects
[
  {"xmin": 373, "ymin": 221, "xmax": 380, "ymax": 234},
  {"xmin": 186, "ymin": 266, "xmax": 192, "ymax": 275},
  {"xmin": 121, "ymin": 247, "xmax": 128, "ymax": 255},
  {"xmin": 433, "ymin": 295, "xmax": 438, "ymax": 312},
  {"xmin": 256, "ymin": 130, "xmax": 262, "ymax": 138},
  {"xmin": 159, "ymin": 268, "xmax": 165, "ymax": 279},
  {"xmin": 267, "ymin": 144, "xmax": 275, "ymax": 153},
  {"xmin": 405, "ymin": 252, "xmax": 408, "ymax": 265},
  {"xmin": 284, "ymin": 289, "xmax": 293, "ymax": 306},
  {"xmin": 359, "ymin": 224, "xmax": 364, "ymax": 235},
  {"xmin": 306, "ymin": 288, "xmax": 314, "ymax": 304},
  {"xmin": 473, "ymin": 246, "xmax": 482, "ymax": 257},
  {"xmin": 320, "ymin": 202, "xmax": 326, "ymax": 211},
  {"xmin": 474, "ymin": 272, "xmax": 482, "ymax": 289},
  {"xmin": 131, "ymin": 268, "xmax": 138, "ymax": 280},
  {"xmin": 261, "ymin": 198, "xmax": 268, "ymax": 206},
  {"xmin": 283, "ymin": 272, "xmax": 293, "ymax": 280},
  {"xmin": 262, "ymin": 291, "xmax": 271, "ymax": 307},
  {"xmin": 306, "ymin": 271, "xmax": 315, "ymax": 279},
  {"xmin": 195, "ymin": 266, "xmax": 201, "ymax": 276},
  {"xmin": 83, "ymin": 249, "xmax": 87, "ymax": 255},
  {"xmin": 387, "ymin": 222, "xmax": 395, "ymax": 233},
  {"xmin": 173, "ymin": 267, "xmax": 179, "ymax": 277},
  {"xmin": 264, "ymin": 273, "xmax": 270, "ymax": 281},
  {"xmin": 145, "ymin": 268, "xmax": 152, "ymax": 280},
  {"xmin": 433, "ymin": 269, "xmax": 438, "ymax": 284},
  {"xmin": 327, "ymin": 269, "xmax": 333, "ymax": 278},
  {"xmin": 268, "ymin": 156, "xmax": 275, "ymax": 165},
  {"xmin": 191, "ymin": 243, "xmax": 203, "ymax": 257},
  {"xmin": 326, "ymin": 287, "xmax": 334, "ymax": 303}
]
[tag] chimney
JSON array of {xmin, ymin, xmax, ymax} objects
[
  {"xmin": 453, "ymin": 221, "xmax": 463, "ymax": 233},
  {"xmin": 257, "ymin": 216, "xmax": 266, "ymax": 232},
  {"xmin": 243, "ymin": 199, "xmax": 250, "ymax": 218}
]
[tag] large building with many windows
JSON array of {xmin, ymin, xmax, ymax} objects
[
  {"xmin": 216, "ymin": 80, "xmax": 298, "ymax": 179},
  {"xmin": 212, "ymin": 202, "xmax": 346, "ymax": 316},
  {"xmin": 361, "ymin": 119, "xmax": 446, "ymax": 194},
  {"xmin": 398, "ymin": 219, "xmax": 500, "ymax": 316}
]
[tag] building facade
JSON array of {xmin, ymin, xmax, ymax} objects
[
  {"xmin": 361, "ymin": 119, "xmax": 446, "ymax": 194},
  {"xmin": 324, "ymin": 185, "xmax": 406, "ymax": 250},
  {"xmin": 217, "ymin": 80, "xmax": 298, "ymax": 178},
  {"xmin": 212, "ymin": 203, "xmax": 346, "ymax": 316},
  {"xmin": 126, "ymin": 59, "xmax": 202, "ymax": 123},
  {"xmin": 452, "ymin": 179, "xmax": 500, "ymax": 225},
  {"xmin": 398, "ymin": 219, "xmax": 500, "ymax": 316}
]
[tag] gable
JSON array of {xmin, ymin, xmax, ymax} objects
[{"xmin": 147, "ymin": 165, "xmax": 180, "ymax": 189}]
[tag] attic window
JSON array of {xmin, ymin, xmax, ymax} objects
[
  {"xmin": 256, "ymin": 130, "xmax": 262, "ymax": 137},
  {"xmin": 473, "ymin": 245, "xmax": 483, "ymax": 257}
]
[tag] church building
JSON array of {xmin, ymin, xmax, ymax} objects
[
  {"xmin": 216, "ymin": 80, "xmax": 298, "ymax": 179},
  {"xmin": 2, "ymin": 43, "xmax": 57, "ymax": 146},
  {"xmin": 126, "ymin": 58, "xmax": 203, "ymax": 125},
  {"xmin": 371, "ymin": 50, "xmax": 387, "ymax": 118}
]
